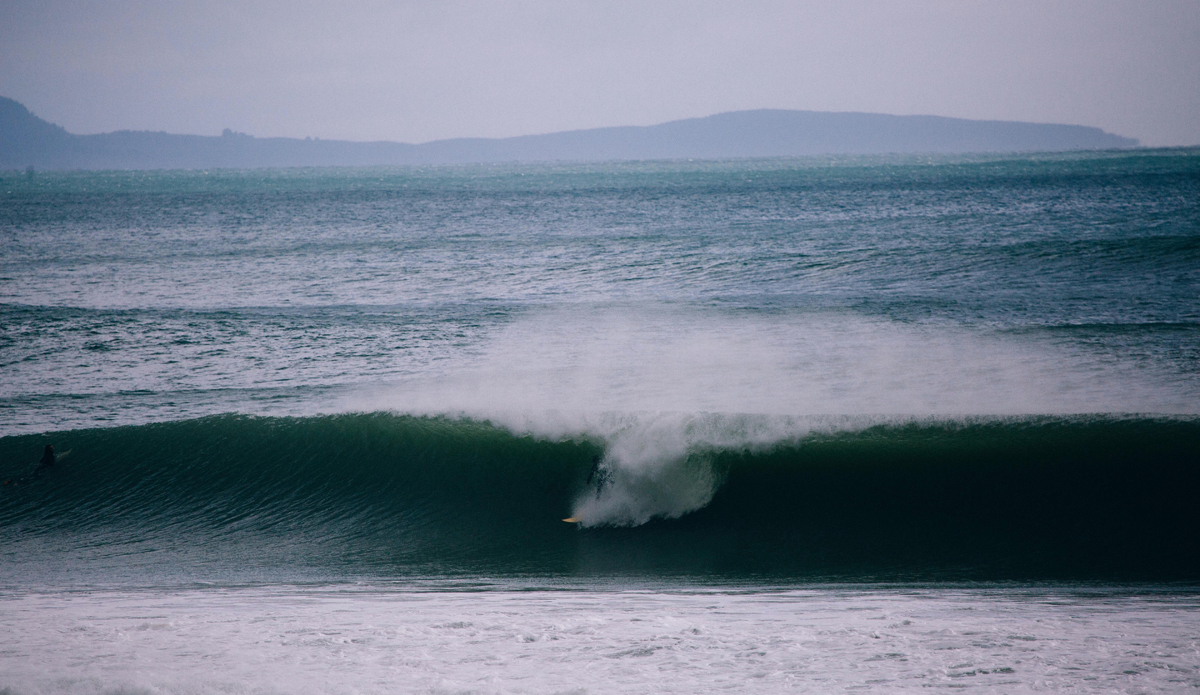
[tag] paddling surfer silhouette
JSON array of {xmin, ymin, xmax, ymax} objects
[{"xmin": 3, "ymin": 444, "xmax": 57, "ymax": 486}]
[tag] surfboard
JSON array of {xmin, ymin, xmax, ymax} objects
[{"xmin": 562, "ymin": 517, "xmax": 582, "ymax": 523}]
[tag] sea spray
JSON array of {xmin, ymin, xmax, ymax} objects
[
  {"xmin": 533, "ymin": 412, "xmax": 846, "ymax": 526},
  {"xmin": 348, "ymin": 306, "xmax": 1199, "ymax": 426}
]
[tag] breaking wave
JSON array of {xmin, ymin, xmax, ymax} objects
[{"xmin": 2, "ymin": 412, "xmax": 1198, "ymax": 581}]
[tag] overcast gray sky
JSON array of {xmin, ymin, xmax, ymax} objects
[{"xmin": 2, "ymin": 0, "xmax": 1198, "ymax": 146}]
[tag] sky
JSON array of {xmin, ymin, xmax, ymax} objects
[{"xmin": 1, "ymin": 0, "xmax": 1198, "ymax": 147}]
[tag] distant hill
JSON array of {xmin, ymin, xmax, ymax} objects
[{"xmin": 1, "ymin": 96, "xmax": 1139, "ymax": 170}]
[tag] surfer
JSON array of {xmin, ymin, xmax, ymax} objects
[
  {"xmin": 563, "ymin": 455, "xmax": 610, "ymax": 523},
  {"xmin": 586, "ymin": 455, "xmax": 609, "ymax": 495},
  {"xmin": 4, "ymin": 444, "xmax": 56, "ymax": 486}
]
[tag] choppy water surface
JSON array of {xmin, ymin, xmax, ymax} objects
[{"xmin": 1, "ymin": 150, "xmax": 1198, "ymax": 692}]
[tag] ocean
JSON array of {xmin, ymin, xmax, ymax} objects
[{"xmin": 1, "ymin": 150, "xmax": 1198, "ymax": 692}]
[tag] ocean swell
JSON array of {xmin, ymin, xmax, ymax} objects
[{"xmin": 2, "ymin": 412, "xmax": 1198, "ymax": 581}]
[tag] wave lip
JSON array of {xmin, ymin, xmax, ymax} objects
[{"xmin": 2, "ymin": 412, "xmax": 1198, "ymax": 582}]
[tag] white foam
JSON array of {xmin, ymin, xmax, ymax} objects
[{"xmin": 2, "ymin": 585, "xmax": 1197, "ymax": 694}]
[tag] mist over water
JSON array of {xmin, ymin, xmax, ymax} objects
[{"xmin": 356, "ymin": 303, "xmax": 1196, "ymax": 418}]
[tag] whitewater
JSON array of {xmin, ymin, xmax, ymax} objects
[{"xmin": 1, "ymin": 151, "xmax": 1198, "ymax": 692}]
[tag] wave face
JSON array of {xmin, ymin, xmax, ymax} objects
[{"xmin": 3, "ymin": 413, "xmax": 1198, "ymax": 582}]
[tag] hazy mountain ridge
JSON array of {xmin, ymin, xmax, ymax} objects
[{"xmin": 1, "ymin": 96, "xmax": 1139, "ymax": 170}]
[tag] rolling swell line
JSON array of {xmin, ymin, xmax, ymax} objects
[{"xmin": 1, "ymin": 413, "xmax": 1198, "ymax": 580}]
